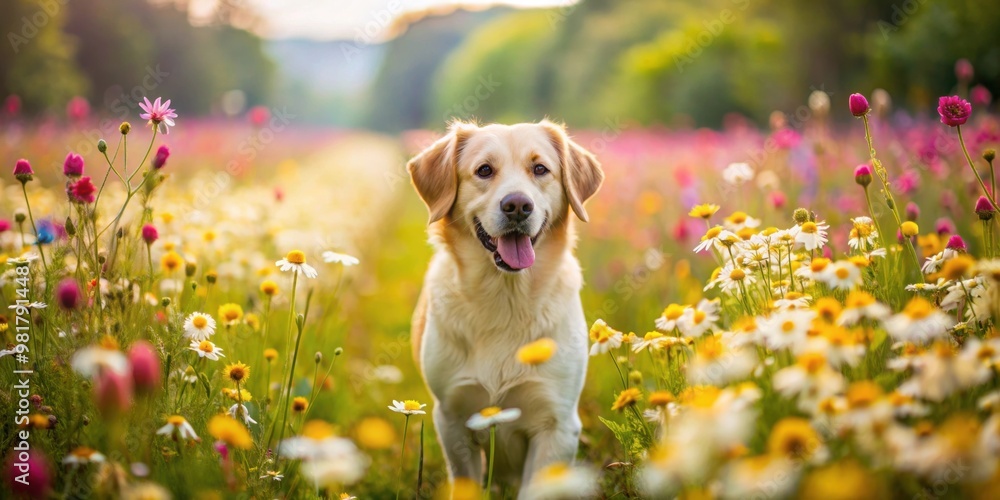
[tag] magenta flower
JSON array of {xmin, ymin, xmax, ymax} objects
[
  {"xmin": 946, "ymin": 234, "xmax": 967, "ymax": 251},
  {"xmin": 971, "ymin": 85, "xmax": 992, "ymax": 107},
  {"xmin": 3, "ymin": 95, "xmax": 21, "ymax": 116},
  {"xmin": 935, "ymin": 218, "xmax": 955, "ymax": 236},
  {"xmin": 128, "ymin": 341, "xmax": 161, "ymax": 395},
  {"xmin": 0, "ymin": 219, "xmax": 10, "ymax": 232},
  {"xmin": 152, "ymin": 145, "xmax": 170, "ymax": 169},
  {"xmin": 63, "ymin": 153, "xmax": 84, "ymax": 177},
  {"xmin": 955, "ymin": 59, "xmax": 974, "ymax": 82},
  {"xmin": 68, "ymin": 176, "xmax": 97, "ymax": 204},
  {"xmin": 849, "ymin": 93, "xmax": 869, "ymax": 117},
  {"xmin": 248, "ymin": 105, "xmax": 270, "ymax": 127},
  {"xmin": 937, "ymin": 96, "xmax": 971, "ymax": 127},
  {"xmin": 66, "ymin": 96, "xmax": 90, "ymax": 122},
  {"xmin": 56, "ymin": 279, "xmax": 80, "ymax": 310},
  {"xmin": 4, "ymin": 449, "xmax": 53, "ymax": 497},
  {"xmin": 142, "ymin": 224, "xmax": 159, "ymax": 245},
  {"xmin": 854, "ymin": 164, "xmax": 872, "ymax": 187},
  {"xmin": 905, "ymin": 202, "xmax": 920, "ymax": 221},
  {"xmin": 138, "ymin": 97, "xmax": 177, "ymax": 134},
  {"xmin": 976, "ymin": 195, "xmax": 996, "ymax": 218},
  {"xmin": 13, "ymin": 158, "xmax": 33, "ymax": 183}
]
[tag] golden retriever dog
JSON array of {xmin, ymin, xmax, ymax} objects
[{"xmin": 406, "ymin": 119, "xmax": 603, "ymax": 493}]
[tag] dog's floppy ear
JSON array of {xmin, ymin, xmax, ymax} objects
[
  {"xmin": 407, "ymin": 123, "xmax": 474, "ymax": 224},
  {"xmin": 541, "ymin": 120, "xmax": 604, "ymax": 222}
]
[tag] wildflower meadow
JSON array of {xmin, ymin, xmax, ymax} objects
[{"xmin": 3, "ymin": 1, "xmax": 1000, "ymax": 499}]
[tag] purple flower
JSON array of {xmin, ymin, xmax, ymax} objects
[
  {"xmin": 152, "ymin": 145, "xmax": 170, "ymax": 169},
  {"xmin": 937, "ymin": 96, "xmax": 972, "ymax": 127},
  {"xmin": 138, "ymin": 97, "xmax": 177, "ymax": 134},
  {"xmin": 142, "ymin": 224, "xmax": 158, "ymax": 245},
  {"xmin": 56, "ymin": 279, "xmax": 80, "ymax": 310},
  {"xmin": 13, "ymin": 158, "xmax": 32, "ymax": 183},
  {"xmin": 849, "ymin": 93, "xmax": 869, "ymax": 117},
  {"xmin": 63, "ymin": 153, "xmax": 84, "ymax": 177}
]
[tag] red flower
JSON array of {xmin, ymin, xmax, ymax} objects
[
  {"xmin": 142, "ymin": 224, "xmax": 159, "ymax": 244},
  {"xmin": 937, "ymin": 95, "xmax": 971, "ymax": 127},
  {"xmin": 69, "ymin": 176, "xmax": 97, "ymax": 204}
]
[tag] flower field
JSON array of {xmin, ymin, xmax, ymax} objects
[{"xmin": 3, "ymin": 84, "xmax": 1000, "ymax": 499}]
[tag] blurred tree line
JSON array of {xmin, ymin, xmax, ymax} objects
[
  {"xmin": 0, "ymin": 0, "xmax": 273, "ymax": 115},
  {"xmin": 368, "ymin": 0, "xmax": 1000, "ymax": 131}
]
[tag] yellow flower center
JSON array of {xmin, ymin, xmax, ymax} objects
[
  {"xmin": 286, "ymin": 250, "xmax": 306, "ymax": 264},
  {"xmin": 301, "ymin": 420, "xmax": 336, "ymax": 440},
  {"xmin": 663, "ymin": 303, "xmax": 685, "ymax": 321},
  {"xmin": 192, "ymin": 315, "xmax": 208, "ymax": 329},
  {"xmin": 403, "ymin": 400, "xmax": 422, "ymax": 411},
  {"xmin": 167, "ymin": 415, "xmax": 186, "ymax": 426},
  {"xmin": 480, "ymin": 406, "xmax": 502, "ymax": 417},
  {"xmin": 835, "ymin": 267, "xmax": 850, "ymax": 279},
  {"xmin": 198, "ymin": 341, "xmax": 214, "ymax": 352},
  {"xmin": 903, "ymin": 297, "xmax": 934, "ymax": 320},
  {"xmin": 810, "ymin": 258, "xmax": 830, "ymax": 272},
  {"xmin": 781, "ymin": 320, "xmax": 796, "ymax": 333},
  {"xmin": 798, "ymin": 353, "xmax": 827, "ymax": 374},
  {"xmin": 729, "ymin": 268, "xmax": 746, "ymax": 280},
  {"xmin": 800, "ymin": 222, "xmax": 818, "ymax": 234},
  {"xmin": 847, "ymin": 381, "xmax": 882, "ymax": 408},
  {"xmin": 728, "ymin": 211, "xmax": 748, "ymax": 224},
  {"xmin": 693, "ymin": 310, "xmax": 707, "ymax": 324},
  {"xmin": 704, "ymin": 226, "xmax": 723, "ymax": 240}
]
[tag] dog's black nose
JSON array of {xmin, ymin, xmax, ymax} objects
[{"xmin": 501, "ymin": 192, "xmax": 533, "ymax": 222}]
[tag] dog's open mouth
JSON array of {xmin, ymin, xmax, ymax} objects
[{"xmin": 474, "ymin": 217, "xmax": 539, "ymax": 272}]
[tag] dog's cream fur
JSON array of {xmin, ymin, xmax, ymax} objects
[{"xmin": 407, "ymin": 120, "xmax": 603, "ymax": 492}]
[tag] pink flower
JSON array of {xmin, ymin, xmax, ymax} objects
[
  {"xmin": 66, "ymin": 96, "xmax": 90, "ymax": 122},
  {"xmin": 769, "ymin": 190, "xmax": 787, "ymax": 209},
  {"xmin": 94, "ymin": 369, "xmax": 133, "ymax": 416},
  {"xmin": 946, "ymin": 234, "xmax": 967, "ymax": 251},
  {"xmin": 56, "ymin": 279, "xmax": 80, "ymax": 310},
  {"xmin": 770, "ymin": 128, "xmax": 801, "ymax": 149},
  {"xmin": 976, "ymin": 195, "xmax": 996, "ymax": 218},
  {"xmin": 128, "ymin": 341, "xmax": 161, "ymax": 395},
  {"xmin": 955, "ymin": 59, "xmax": 974, "ymax": 82},
  {"xmin": 248, "ymin": 105, "xmax": 270, "ymax": 127},
  {"xmin": 854, "ymin": 164, "xmax": 872, "ymax": 187},
  {"xmin": 937, "ymin": 96, "xmax": 971, "ymax": 127},
  {"xmin": 13, "ymin": 158, "xmax": 33, "ymax": 183},
  {"xmin": 138, "ymin": 97, "xmax": 177, "ymax": 134},
  {"xmin": 3, "ymin": 95, "xmax": 21, "ymax": 116},
  {"xmin": 4, "ymin": 449, "xmax": 53, "ymax": 497},
  {"xmin": 141, "ymin": 224, "xmax": 158, "ymax": 245},
  {"xmin": 905, "ymin": 202, "xmax": 920, "ymax": 221},
  {"xmin": 69, "ymin": 176, "xmax": 96, "ymax": 204},
  {"xmin": 152, "ymin": 145, "xmax": 170, "ymax": 169},
  {"xmin": 0, "ymin": 219, "xmax": 10, "ymax": 232},
  {"xmin": 849, "ymin": 93, "xmax": 869, "ymax": 117},
  {"xmin": 63, "ymin": 153, "xmax": 84, "ymax": 177},
  {"xmin": 935, "ymin": 217, "xmax": 955, "ymax": 236},
  {"xmin": 971, "ymin": 85, "xmax": 992, "ymax": 107}
]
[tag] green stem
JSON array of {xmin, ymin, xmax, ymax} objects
[
  {"xmin": 610, "ymin": 351, "xmax": 628, "ymax": 389},
  {"xmin": 20, "ymin": 183, "xmax": 48, "ymax": 272},
  {"xmin": 958, "ymin": 126, "xmax": 999, "ymax": 210},
  {"xmin": 272, "ymin": 271, "xmax": 301, "ymax": 456},
  {"xmin": 486, "ymin": 425, "xmax": 496, "ymax": 500},
  {"xmin": 396, "ymin": 415, "xmax": 410, "ymax": 500}
]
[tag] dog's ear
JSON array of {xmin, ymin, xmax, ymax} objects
[
  {"xmin": 407, "ymin": 123, "xmax": 475, "ymax": 224},
  {"xmin": 541, "ymin": 120, "xmax": 604, "ymax": 222}
]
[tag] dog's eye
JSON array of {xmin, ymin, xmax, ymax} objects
[
  {"xmin": 476, "ymin": 164, "xmax": 493, "ymax": 178},
  {"xmin": 533, "ymin": 164, "xmax": 549, "ymax": 176}
]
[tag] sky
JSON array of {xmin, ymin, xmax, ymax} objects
[{"xmin": 191, "ymin": 0, "xmax": 575, "ymax": 40}]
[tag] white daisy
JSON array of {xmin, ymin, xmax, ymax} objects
[
  {"xmin": 758, "ymin": 309, "xmax": 816, "ymax": 351},
  {"xmin": 183, "ymin": 312, "xmax": 217, "ymax": 341},
  {"xmin": 722, "ymin": 162, "xmax": 754, "ymax": 186},
  {"xmin": 228, "ymin": 403, "xmax": 258, "ymax": 426},
  {"xmin": 70, "ymin": 342, "xmax": 130, "ymax": 378},
  {"xmin": 589, "ymin": 319, "xmax": 624, "ymax": 356},
  {"xmin": 276, "ymin": 250, "xmax": 318, "ymax": 279},
  {"xmin": 189, "ymin": 340, "xmax": 225, "ymax": 361},
  {"xmin": 156, "ymin": 415, "xmax": 199, "ymax": 441},
  {"xmin": 883, "ymin": 298, "xmax": 953, "ymax": 344},
  {"xmin": 838, "ymin": 291, "xmax": 891, "ymax": 325},
  {"xmin": 677, "ymin": 299, "xmax": 720, "ymax": 338},
  {"xmin": 388, "ymin": 400, "xmax": 426, "ymax": 415},
  {"xmin": 466, "ymin": 407, "xmax": 521, "ymax": 430},
  {"xmin": 322, "ymin": 251, "xmax": 359, "ymax": 266},
  {"xmin": 63, "ymin": 447, "xmax": 106, "ymax": 466},
  {"xmin": 793, "ymin": 221, "xmax": 829, "ymax": 251}
]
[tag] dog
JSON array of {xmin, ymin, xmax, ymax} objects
[{"xmin": 406, "ymin": 119, "xmax": 603, "ymax": 493}]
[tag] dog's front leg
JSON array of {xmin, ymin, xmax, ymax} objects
[
  {"xmin": 519, "ymin": 414, "xmax": 582, "ymax": 490},
  {"xmin": 434, "ymin": 405, "xmax": 483, "ymax": 480}
]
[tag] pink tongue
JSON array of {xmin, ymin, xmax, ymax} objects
[{"xmin": 496, "ymin": 233, "xmax": 535, "ymax": 269}]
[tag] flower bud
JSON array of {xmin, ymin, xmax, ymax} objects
[
  {"xmin": 985, "ymin": 149, "xmax": 996, "ymax": 163},
  {"xmin": 14, "ymin": 211, "xmax": 26, "ymax": 224},
  {"xmin": 905, "ymin": 202, "xmax": 919, "ymax": 222},
  {"xmin": 152, "ymin": 145, "xmax": 170, "ymax": 170},
  {"xmin": 13, "ymin": 158, "xmax": 33, "ymax": 183},
  {"xmin": 334, "ymin": 347, "xmax": 344, "ymax": 356},
  {"xmin": 4, "ymin": 449, "xmax": 53, "ymax": 497},
  {"xmin": 792, "ymin": 208, "xmax": 810, "ymax": 224},
  {"xmin": 141, "ymin": 224, "xmax": 158, "ymax": 245},
  {"xmin": 854, "ymin": 165, "xmax": 872, "ymax": 187},
  {"xmin": 185, "ymin": 261, "xmax": 197, "ymax": 278},
  {"xmin": 160, "ymin": 297, "xmax": 171, "ymax": 308},
  {"xmin": 119, "ymin": 122, "xmax": 131, "ymax": 135},
  {"xmin": 63, "ymin": 153, "xmax": 84, "ymax": 177},
  {"xmin": 946, "ymin": 234, "xmax": 967, "ymax": 252},
  {"xmin": 65, "ymin": 217, "xmax": 76, "ymax": 237},
  {"xmin": 128, "ymin": 341, "xmax": 162, "ymax": 395},
  {"xmin": 976, "ymin": 196, "xmax": 996, "ymax": 221},
  {"xmin": 936, "ymin": 218, "xmax": 955, "ymax": 236},
  {"xmin": 900, "ymin": 221, "xmax": 919, "ymax": 237},
  {"xmin": 628, "ymin": 370, "xmax": 643, "ymax": 386},
  {"xmin": 97, "ymin": 139, "xmax": 107, "ymax": 153},
  {"xmin": 849, "ymin": 93, "xmax": 869, "ymax": 117},
  {"xmin": 56, "ymin": 279, "xmax": 80, "ymax": 310},
  {"xmin": 94, "ymin": 369, "xmax": 133, "ymax": 416},
  {"xmin": 955, "ymin": 59, "xmax": 974, "ymax": 82},
  {"xmin": 315, "ymin": 352, "xmax": 322, "ymax": 364},
  {"xmin": 205, "ymin": 271, "xmax": 217, "ymax": 284}
]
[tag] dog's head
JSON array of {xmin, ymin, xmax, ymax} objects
[{"xmin": 407, "ymin": 120, "xmax": 603, "ymax": 273}]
